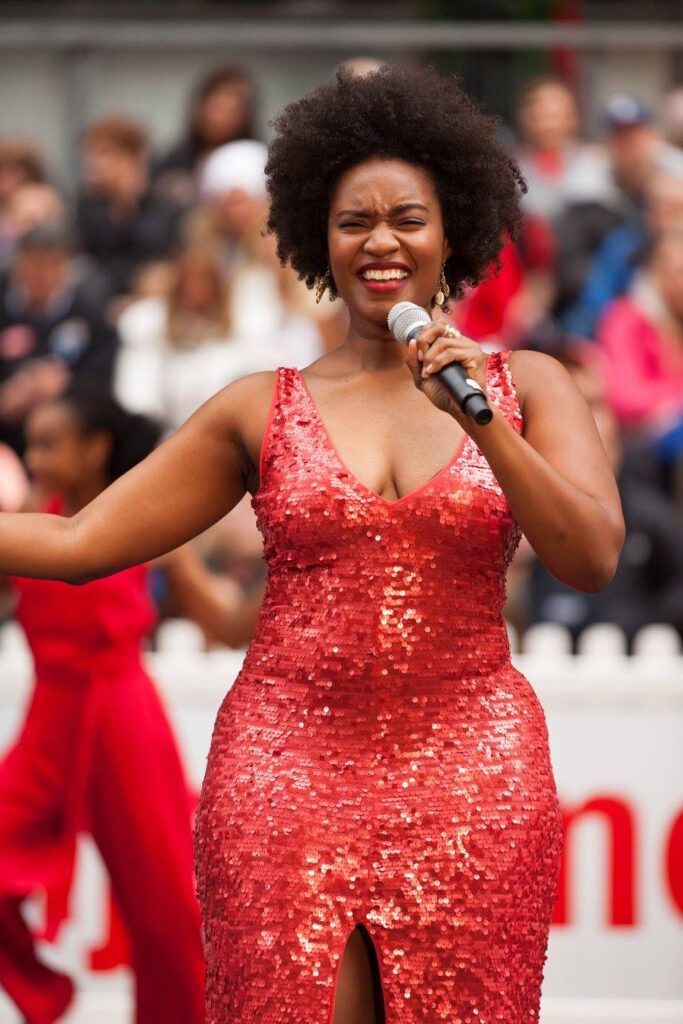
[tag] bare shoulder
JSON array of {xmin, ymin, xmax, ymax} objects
[
  {"xmin": 207, "ymin": 369, "xmax": 279, "ymax": 479},
  {"xmin": 213, "ymin": 368, "xmax": 278, "ymax": 407},
  {"xmin": 505, "ymin": 348, "xmax": 582, "ymax": 420},
  {"xmin": 204, "ymin": 369, "xmax": 277, "ymax": 432}
]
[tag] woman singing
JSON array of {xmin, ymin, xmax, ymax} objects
[{"xmin": 0, "ymin": 66, "xmax": 624, "ymax": 1022}]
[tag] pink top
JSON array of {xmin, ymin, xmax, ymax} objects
[{"xmin": 596, "ymin": 296, "xmax": 683, "ymax": 428}]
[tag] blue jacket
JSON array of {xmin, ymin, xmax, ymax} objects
[{"xmin": 562, "ymin": 222, "xmax": 646, "ymax": 338}]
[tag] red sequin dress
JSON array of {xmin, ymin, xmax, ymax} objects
[{"xmin": 194, "ymin": 350, "xmax": 563, "ymax": 1023}]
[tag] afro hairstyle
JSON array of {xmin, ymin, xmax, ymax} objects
[{"xmin": 265, "ymin": 63, "xmax": 527, "ymax": 304}]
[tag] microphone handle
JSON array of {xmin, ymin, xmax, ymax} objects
[
  {"xmin": 436, "ymin": 362, "xmax": 493, "ymax": 425},
  {"xmin": 408, "ymin": 326, "xmax": 493, "ymax": 425}
]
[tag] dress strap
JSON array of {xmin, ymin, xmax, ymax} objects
[
  {"xmin": 256, "ymin": 365, "xmax": 312, "ymax": 499},
  {"xmin": 257, "ymin": 367, "xmax": 285, "ymax": 492}
]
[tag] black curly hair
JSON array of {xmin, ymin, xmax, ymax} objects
[
  {"xmin": 56, "ymin": 382, "xmax": 161, "ymax": 482},
  {"xmin": 265, "ymin": 63, "xmax": 527, "ymax": 306}
]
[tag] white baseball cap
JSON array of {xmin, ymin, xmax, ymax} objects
[{"xmin": 199, "ymin": 139, "xmax": 268, "ymax": 199}]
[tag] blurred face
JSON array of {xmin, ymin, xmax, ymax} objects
[
  {"xmin": 9, "ymin": 184, "xmax": 65, "ymax": 234},
  {"xmin": 14, "ymin": 248, "xmax": 69, "ymax": 307},
  {"xmin": 177, "ymin": 259, "xmax": 221, "ymax": 311},
  {"xmin": 82, "ymin": 142, "xmax": 146, "ymax": 198},
  {"xmin": 23, "ymin": 402, "xmax": 108, "ymax": 494},
  {"xmin": 654, "ymin": 237, "xmax": 683, "ymax": 320},
  {"xmin": 327, "ymin": 157, "xmax": 450, "ymax": 332},
  {"xmin": 0, "ymin": 163, "xmax": 32, "ymax": 206},
  {"xmin": 517, "ymin": 83, "xmax": 578, "ymax": 151},
  {"xmin": 208, "ymin": 188, "xmax": 263, "ymax": 238},
  {"xmin": 606, "ymin": 123, "xmax": 660, "ymax": 197},
  {"xmin": 196, "ymin": 81, "xmax": 252, "ymax": 146}
]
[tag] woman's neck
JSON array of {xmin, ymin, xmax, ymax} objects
[{"xmin": 336, "ymin": 316, "xmax": 408, "ymax": 373}]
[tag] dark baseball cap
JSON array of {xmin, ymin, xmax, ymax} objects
[{"xmin": 603, "ymin": 93, "xmax": 654, "ymax": 130}]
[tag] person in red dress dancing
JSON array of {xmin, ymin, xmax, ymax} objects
[
  {"xmin": 0, "ymin": 384, "xmax": 262, "ymax": 1024},
  {"xmin": 0, "ymin": 66, "xmax": 625, "ymax": 1022}
]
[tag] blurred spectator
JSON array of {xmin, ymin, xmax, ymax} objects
[
  {"xmin": 76, "ymin": 116, "xmax": 184, "ymax": 298},
  {"xmin": 185, "ymin": 138, "xmax": 339, "ymax": 356},
  {"xmin": 515, "ymin": 341, "xmax": 683, "ymax": 649},
  {"xmin": 514, "ymin": 76, "xmax": 608, "ymax": 223},
  {"xmin": 114, "ymin": 246, "xmax": 278, "ymax": 434},
  {"xmin": 596, "ymin": 230, "xmax": 683, "ymax": 459},
  {"xmin": 563, "ymin": 167, "xmax": 683, "ymax": 338},
  {"xmin": 187, "ymin": 138, "xmax": 269, "ymax": 271},
  {"xmin": 0, "ymin": 138, "xmax": 46, "ymax": 270},
  {"xmin": 452, "ymin": 235, "xmax": 525, "ymax": 345},
  {"xmin": 552, "ymin": 95, "xmax": 663, "ymax": 319},
  {"xmin": 231, "ymin": 202, "xmax": 332, "ymax": 359},
  {"xmin": 0, "ymin": 182, "xmax": 66, "ymax": 273},
  {"xmin": 452, "ymin": 219, "xmax": 557, "ymax": 349},
  {"xmin": 527, "ymin": 441, "xmax": 683, "ymax": 650},
  {"xmin": 153, "ymin": 65, "xmax": 257, "ymax": 206},
  {"xmin": 0, "ymin": 222, "xmax": 118, "ymax": 455}
]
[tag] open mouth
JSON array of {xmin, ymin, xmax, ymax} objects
[{"xmin": 357, "ymin": 263, "xmax": 411, "ymax": 293}]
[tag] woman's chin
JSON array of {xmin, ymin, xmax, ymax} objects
[{"xmin": 349, "ymin": 281, "xmax": 428, "ymax": 319}]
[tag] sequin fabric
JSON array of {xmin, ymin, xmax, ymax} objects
[{"xmin": 194, "ymin": 350, "xmax": 563, "ymax": 1023}]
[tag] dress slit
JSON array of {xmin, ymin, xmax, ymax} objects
[
  {"xmin": 327, "ymin": 920, "xmax": 387, "ymax": 1024},
  {"xmin": 357, "ymin": 922, "xmax": 388, "ymax": 1024},
  {"xmin": 327, "ymin": 921, "xmax": 356, "ymax": 1024}
]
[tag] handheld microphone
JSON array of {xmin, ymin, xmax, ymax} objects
[{"xmin": 387, "ymin": 302, "xmax": 493, "ymax": 425}]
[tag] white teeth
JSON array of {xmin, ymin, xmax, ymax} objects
[{"xmin": 361, "ymin": 268, "xmax": 409, "ymax": 281}]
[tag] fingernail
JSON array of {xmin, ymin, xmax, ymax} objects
[{"xmin": 425, "ymin": 363, "xmax": 434, "ymax": 372}]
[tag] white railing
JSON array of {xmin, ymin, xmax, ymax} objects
[{"xmin": 4, "ymin": 617, "xmax": 682, "ymax": 700}]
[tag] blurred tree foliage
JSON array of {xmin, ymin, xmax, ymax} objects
[
  {"xmin": 424, "ymin": 0, "xmax": 561, "ymax": 19},
  {"xmin": 417, "ymin": 0, "xmax": 563, "ymax": 128}
]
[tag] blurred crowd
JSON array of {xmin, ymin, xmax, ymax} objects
[{"xmin": 0, "ymin": 64, "xmax": 681, "ymax": 652}]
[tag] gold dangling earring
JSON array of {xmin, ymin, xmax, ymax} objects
[
  {"xmin": 434, "ymin": 263, "xmax": 450, "ymax": 308},
  {"xmin": 315, "ymin": 267, "xmax": 330, "ymax": 304}
]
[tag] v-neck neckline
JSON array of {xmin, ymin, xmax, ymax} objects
[{"xmin": 293, "ymin": 365, "xmax": 474, "ymax": 509}]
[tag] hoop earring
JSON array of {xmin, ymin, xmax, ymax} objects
[
  {"xmin": 434, "ymin": 263, "xmax": 450, "ymax": 308},
  {"xmin": 315, "ymin": 266, "xmax": 336, "ymax": 304}
]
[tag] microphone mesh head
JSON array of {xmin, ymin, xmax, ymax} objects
[{"xmin": 387, "ymin": 301, "xmax": 431, "ymax": 344}]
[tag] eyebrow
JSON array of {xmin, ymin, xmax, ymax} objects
[{"xmin": 335, "ymin": 202, "xmax": 429, "ymax": 218}]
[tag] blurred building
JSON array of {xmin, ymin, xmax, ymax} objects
[{"xmin": 1, "ymin": 1, "xmax": 683, "ymax": 183}]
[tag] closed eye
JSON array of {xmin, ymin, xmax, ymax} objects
[{"xmin": 338, "ymin": 218, "xmax": 426, "ymax": 229}]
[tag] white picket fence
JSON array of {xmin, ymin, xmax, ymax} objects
[{"xmin": 1, "ymin": 618, "xmax": 682, "ymax": 1024}]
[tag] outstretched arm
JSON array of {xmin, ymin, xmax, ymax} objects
[{"xmin": 0, "ymin": 374, "xmax": 270, "ymax": 584}]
